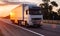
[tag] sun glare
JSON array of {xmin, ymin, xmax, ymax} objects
[{"xmin": 0, "ymin": 4, "xmax": 19, "ymax": 17}]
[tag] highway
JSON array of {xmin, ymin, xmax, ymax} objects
[
  {"xmin": 26, "ymin": 24, "xmax": 60, "ymax": 36},
  {"xmin": 0, "ymin": 19, "xmax": 44, "ymax": 36},
  {"xmin": 0, "ymin": 18, "xmax": 60, "ymax": 36}
]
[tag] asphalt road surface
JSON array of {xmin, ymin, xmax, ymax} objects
[
  {"xmin": 26, "ymin": 24, "xmax": 60, "ymax": 36},
  {"xmin": 0, "ymin": 18, "xmax": 60, "ymax": 36},
  {"xmin": 0, "ymin": 20, "xmax": 43, "ymax": 36}
]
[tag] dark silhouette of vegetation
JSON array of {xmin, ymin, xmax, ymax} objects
[
  {"xmin": 39, "ymin": 0, "xmax": 59, "ymax": 20},
  {"xmin": 51, "ymin": 1, "xmax": 58, "ymax": 7},
  {"xmin": 58, "ymin": 8, "xmax": 60, "ymax": 15},
  {"xmin": 57, "ymin": 8, "xmax": 60, "ymax": 20}
]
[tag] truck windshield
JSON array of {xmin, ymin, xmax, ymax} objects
[{"xmin": 29, "ymin": 8, "xmax": 42, "ymax": 15}]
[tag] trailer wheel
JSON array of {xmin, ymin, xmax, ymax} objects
[
  {"xmin": 18, "ymin": 20, "xmax": 22, "ymax": 26},
  {"xmin": 20, "ymin": 21, "xmax": 28, "ymax": 26},
  {"xmin": 11, "ymin": 20, "xmax": 15, "ymax": 24}
]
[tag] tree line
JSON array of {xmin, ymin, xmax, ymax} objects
[{"xmin": 39, "ymin": 0, "xmax": 60, "ymax": 20}]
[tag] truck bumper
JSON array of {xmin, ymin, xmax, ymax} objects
[{"xmin": 28, "ymin": 20, "xmax": 42, "ymax": 27}]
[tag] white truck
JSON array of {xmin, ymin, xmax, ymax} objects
[{"xmin": 10, "ymin": 4, "xmax": 43, "ymax": 27}]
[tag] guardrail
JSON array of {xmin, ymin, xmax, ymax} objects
[{"xmin": 42, "ymin": 20, "xmax": 60, "ymax": 24}]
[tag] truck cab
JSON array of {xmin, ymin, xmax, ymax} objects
[{"xmin": 23, "ymin": 6, "xmax": 43, "ymax": 27}]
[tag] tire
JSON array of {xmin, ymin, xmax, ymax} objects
[
  {"xmin": 25, "ymin": 21, "xmax": 29, "ymax": 27},
  {"xmin": 18, "ymin": 20, "xmax": 22, "ymax": 26},
  {"xmin": 33, "ymin": 24, "xmax": 42, "ymax": 28},
  {"xmin": 11, "ymin": 20, "xmax": 15, "ymax": 23},
  {"xmin": 18, "ymin": 20, "xmax": 29, "ymax": 27},
  {"xmin": 20, "ymin": 21, "xmax": 28, "ymax": 27}
]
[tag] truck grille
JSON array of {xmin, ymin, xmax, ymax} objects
[{"xmin": 32, "ymin": 18, "xmax": 41, "ymax": 24}]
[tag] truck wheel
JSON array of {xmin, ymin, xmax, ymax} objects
[
  {"xmin": 38, "ymin": 24, "xmax": 42, "ymax": 28},
  {"xmin": 11, "ymin": 20, "xmax": 15, "ymax": 23},
  {"xmin": 34, "ymin": 24, "xmax": 42, "ymax": 28},
  {"xmin": 21, "ymin": 21, "xmax": 28, "ymax": 27},
  {"xmin": 18, "ymin": 20, "xmax": 22, "ymax": 26},
  {"xmin": 25, "ymin": 21, "xmax": 29, "ymax": 27},
  {"xmin": 21, "ymin": 21, "xmax": 25, "ymax": 26}
]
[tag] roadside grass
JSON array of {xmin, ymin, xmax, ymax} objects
[{"xmin": 42, "ymin": 20, "xmax": 60, "ymax": 25}]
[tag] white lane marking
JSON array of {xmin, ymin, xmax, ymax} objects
[
  {"xmin": 0, "ymin": 19, "xmax": 44, "ymax": 36},
  {"xmin": 19, "ymin": 26, "xmax": 44, "ymax": 36}
]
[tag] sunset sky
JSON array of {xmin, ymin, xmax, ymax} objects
[
  {"xmin": 5, "ymin": 0, "xmax": 60, "ymax": 6},
  {"xmin": 0, "ymin": 3, "xmax": 19, "ymax": 17},
  {"xmin": 0, "ymin": 0, "xmax": 60, "ymax": 17}
]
